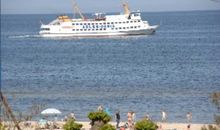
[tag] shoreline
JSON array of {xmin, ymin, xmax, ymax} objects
[{"xmin": 2, "ymin": 121, "xmax": 216, "ymax": 130}]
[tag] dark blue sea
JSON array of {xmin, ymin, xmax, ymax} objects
[{"xmin": 1, "ymin": 10, "xmax": 220, "ymax": 123}]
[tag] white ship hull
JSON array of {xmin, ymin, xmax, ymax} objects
[{"xmin": 40, "ymin": 26, "xmax": 158, "ymax": 37}]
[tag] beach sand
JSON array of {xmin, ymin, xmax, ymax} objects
[{"xmin": 2, "ymin": 121, "xmax": 215, "ymax": 130}]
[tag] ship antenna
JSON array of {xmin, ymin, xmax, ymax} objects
[{"xmin": 72, "ymin": 0, "xmax": 85, "ymax": 19}]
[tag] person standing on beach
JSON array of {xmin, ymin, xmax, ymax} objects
[
  {"xmin": 127, "ymin": 112, "xmax": 132, "ymax": 128},
  {"xmin": 161, "ymin": 110, "xmax": 167, "ymax": 122},
  {"xmin": 186, "ymin": 112, "xmax": 192, "ymax": 123},
  {"xmin": 69, "ymin": 112, "xmax": 76, "ymax": 120},
  {"xmin": 97, "ymin": 105, "xmax": 104, "ymax": 111},
  {"xmin": 132, "ymin": 112, "xmax": 136, "ymax": 124},
  {"xmin": 115, "ymin": 111, "xmax": 120, "ymax": 128}
]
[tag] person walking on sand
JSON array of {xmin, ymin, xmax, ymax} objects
[
  {"xmin": 161, "ymin": 110, "xmax": 167, "ymax": 122},
  {"xmin": 115, "ymin": 111, "xmax": 120, "ymax": 128},
  {"xmin": 186, "ymin": 112, "xmax": 192, "ymax": 123}
]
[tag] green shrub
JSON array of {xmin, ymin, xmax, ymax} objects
[
  {"xmin": 134, "ymin": 119, "xmax": 157, "ymax": 130},
  {"xmin": 99, "ymin": 124, "xmax": 116, "ymax": 130},
  {"xmin": 88, "ymin": 111, "xmax": 111, "ymax": 125},
  {"xmin": 63, "ymin": 119, "xmax": 83, "ymax": 130}
]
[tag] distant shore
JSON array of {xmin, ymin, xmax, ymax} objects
[{"xmin": 2, "ymin": 121, "xmax": 215, "ymax": 130}]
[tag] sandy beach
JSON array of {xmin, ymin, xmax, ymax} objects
[{"xmin": 2, "ymin": 121, "xmax": 215, "ymax": 130}]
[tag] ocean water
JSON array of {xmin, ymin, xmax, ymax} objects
[{"xmin": 1, "ymin": 11, "xmax": 220, "ymax": 123}]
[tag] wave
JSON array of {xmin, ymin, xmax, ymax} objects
[{"xmin": 8, "ymin": 34, "xmax": 41, "ymax": 39}]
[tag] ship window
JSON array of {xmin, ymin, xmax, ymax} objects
[
  {"xmin": 123, "ymin": 27, "xmax": 126, "ymax": 29},
  {"xmin": 84, "ymin": 29, "xmax": 87, "ymax": 31},
  {"xmin": 138, "ymin": 20, "xmax": 141, "ymax": 22},
  {"xmin": 111, "ymin": 22, "xmax": 113, "ymax": 24},
  {"xmin": 80, "ymin": 29, "xmax": 83, "ymax": 31},
  {"xmin": 127, "ymin": 27, "xmax": 129, "ymax": 29},
  {"xmin": 76, "ymin": 23, "xmax": 79, "ymax": 25},
  {"xmin": 96, "ymin": 29, "xmax": 99, "ymax": 30},
  {"xmin": 134, "ymin": 26, "xmax": 137, "ymax": 28},
  {"xmin": 72, "ymin": 29, "xmax": 75, "ymax": 31},
  {"xmin": 42, "ymin": 28, "xmax": 50, "ymax": 31},
  {"xmin": 72, "ymin": 23, "xmax": 75, "ymax": 25},
  {"xmin": 80, "ymin": 23, "xmax": 83, "ymax": 25},
  {"xmin": 115, "ymin": 28, "xmax": 118, "ymax": 30},
  {"xmin": 123, "ymin": 22, "xmax": 125, "ymax": 24},
  {"xmin": 103, "ymin": 28, "xmax": 106, "ymax": 30},
  {"xmin": 131, "ymin": 26, "xmax": 134, "ymax": 28},
  {"xmin": 92, "ymin": 29, "xmax": 95, "ymax": 31},
  {"xmin": 115, "ymin": 22, "xmax": 118, "ymax": 24},
  {"xmin": 134, "ymin": 21, "xmax": 137, "ymax": 23},
  {"xmin": 107, "ymin": 22, "xmax": 110, "ymax": 24},
  {"xmin": 100, "ymin": 28, "xmax": 102, "ymax": 30},
  {"xmin": 96, "ymin": 23, "xmax": 98, "ymax": 25},
  {"xmin": 119, "ymin": 22, "xmax": 122, "ymax": 24},
  {"xmin": 126, "ymin": 21, "xmax": 129, "ymax": 23},
  {"xmin": 92, "ymin": 23, "xmax": 94, "ymax": 25},
  {"xmin": 119, "ymin": 27, "xmax": 122, "ymax": 29},
  {"xmin": 76, "ymin": 29, "xmax": 79, "ymax": 31},
  {"xmin": 138, "ymin": 25, "xmax": 141, "ymax": 28}
]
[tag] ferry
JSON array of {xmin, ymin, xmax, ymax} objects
[{"xmin": 39, "ymin": 2, "xmax": 159, "ymax": 37}]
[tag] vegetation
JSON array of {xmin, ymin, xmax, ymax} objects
[
  {"xmin": 63, "ymin": 119, "xmax": 83, "ymax": 130},
  {"xmin": 88, "ymin": 111, "xmax": 111, "ymax": 125},
  {"xmin": 201, "ymin": 92, "xmax": 220, "ymax": 130},
  {"xmin": 134, "ymin": 119, "xmax": 158, "ymax": 130},
  {"xmin": 99, "ymin": 124, "xmax": 116, "ymax": 130},
  {"xmin": 211, "ymin": 92, "xmax": 220, "ymax": 126},
  {"xmin": 88, "ymin": 111, "xmax": 113, "ymax": 130},
  {"xmin": 201, "ymin": 125, "xmax": 219, "ymax": 130},
  {"xmin": 0, "ymin": 122, "xmax": 6, "ymax": 130}
]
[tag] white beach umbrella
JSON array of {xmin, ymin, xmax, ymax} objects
[{"xmin": 41, "ymin": 108, "xmax": 61, "ymax": 115}]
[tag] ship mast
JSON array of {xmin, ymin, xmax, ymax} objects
[{"xmin": 72, "ymin": 0, "xmax": 85, "ymax": 19}]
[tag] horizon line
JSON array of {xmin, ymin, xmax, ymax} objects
[{"xmin": 1, "ymin": 9, "xmax": 220, "ymax": 15}]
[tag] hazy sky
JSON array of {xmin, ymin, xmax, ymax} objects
[{"xmin": 1, "ymin": 0, "xmax": 220, "ymax": 14}]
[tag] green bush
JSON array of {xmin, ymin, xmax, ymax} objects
[
  {"xmin": 99, "ymin": 124, "xmax": 116, "ymax": 130},
  {"xmin": 63, "ymin": 119, "xmax": 83, "ymax": 130},
  {"xmin": 134, "ymin": 119, "xmax": 157, "ymax": 130},
  {"xmin": 88, "ymin": 111, "xmax": 111, "ymax": 125}
]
